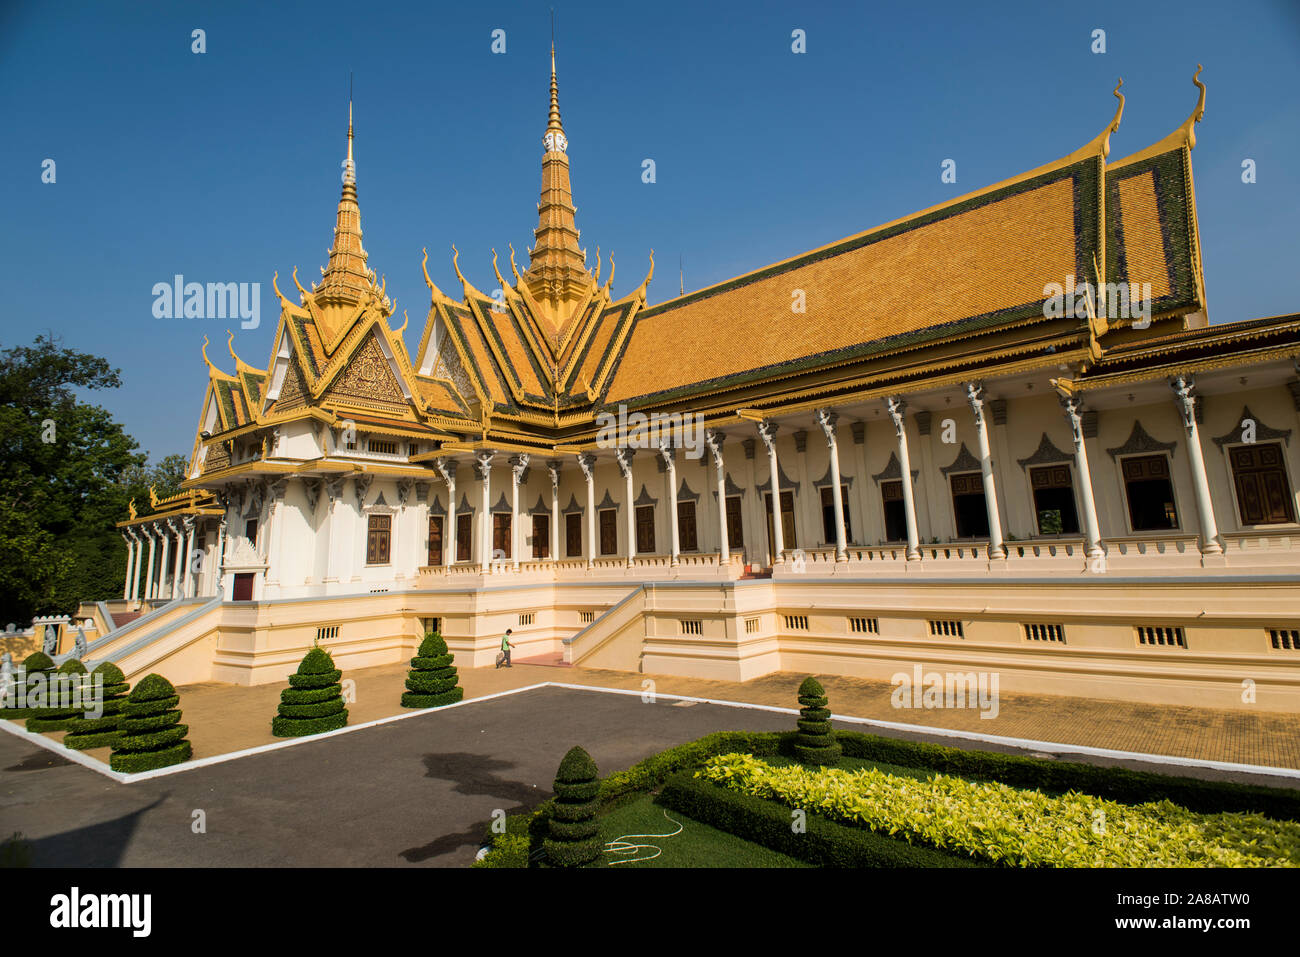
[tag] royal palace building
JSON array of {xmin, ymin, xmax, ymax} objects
[{"xmin": 93, "ymin": 54, "xmax": 1300, "ymax": 709}]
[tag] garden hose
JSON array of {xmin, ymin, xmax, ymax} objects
[{"xmin": 603, "ymin": 810, "xmax": 684, "ymax": 864}]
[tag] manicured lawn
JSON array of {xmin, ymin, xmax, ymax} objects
[{"xmin": 586, "ymin": 792, "xmax": 811, "ymax": 868}]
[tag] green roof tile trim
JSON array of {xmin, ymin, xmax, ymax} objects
[
  {"xmin": 470, "ymin": 294, "xmax": 554, "ymax": 407},
  {"xmin": 1105, "ymin": 147, "xmax": 1199, "ymax": 317},
  {"xmin": 289, "ymin": 315, "xmax": 321, "ymax": 377},
  {"xmin": 215, "ymin": 380, "xmax": 238, "ymax": 427},
  {"xmin": 561, "ymin": 300, "xmax": 635, "ymax": 395},
  {"xmin": 601, "ymin": 156, "xmax": 1103, "ymax": 407}
]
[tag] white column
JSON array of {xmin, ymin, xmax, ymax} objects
[
  {"xmin": 155, "ymin": 525, "xmax": 170, "ymax": 600},
  {"xmin": 170, "ymin": 520, "xmax": 186, "ymax": 599},
  {"xmin": 142, "ymin": 526, "xmax": 157, "ymax": 600},
  {"xmin": 1172, "ymin": 375, "xmax": 1222, "ymax": 555},
  {"xmin": 706, "ymin": 430, "xmax": 729, "ymax": 564},
  {"xmin": 436, "ymin": 458, "xmax": 457, "ymax": 565},
  {"xmin": 548, "ymin": 460, "xmax": 561, "ymax": 562},
  {"xmin": 121, "ymin": 533, "xmax": 136, "ymax": 600},
  {"xmin": 476, "ymin": 451, "xmax": 495, "ymax": 567},
  {"xmin": 885, "ymin": 397, "xmax": 921, "ymax": 560},
  {"xmin": 617, "ymin": 448, "xmax": 636, "ymax": 565},
  {"xmin": 660, "ymin": 442, "xmax": 680, "ymax": 565},
  {"xmin": 182, "ymin": 517, "xmax": 196, "ymax": 597},
  {"xmin": 578, "ymin": 453, "xmax": 596, "ymax": 565},
  {"xmin": 213, "ymin": 518, "xmax": 227, "ymax": 597},
  {"xmin": 510, "ymin": 454, "xmax": 528, "ymax": 568},
  {"xmin": 758, "ymin": 420, "xmax": 784, "ymax": 564},
  {"xmin": 816, "ymin": 409, "xmax": 848, "ymax": 561},
  {"xmin": 1061, "ymin": 395, "xmax": 1105, "ymax": 561},
  {"xmin": 130, "ymin": 529, "xmax": 145, "ymax": 601},
  {"xmin": 966, "ymin": 382, "xmax": 1006, "ymax": 559}
]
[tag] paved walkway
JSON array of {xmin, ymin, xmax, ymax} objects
[
  {"xmin": 10, "ymin": 661, "xmax": 1299, "ymax": 772},
  {"xmin": 0, "ymin": 688, "xmax": 796, "ymax": 867}
]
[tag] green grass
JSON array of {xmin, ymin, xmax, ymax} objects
[{"xmin": 584, "ymin": 792, "xmax": 811, "ymax": 868}]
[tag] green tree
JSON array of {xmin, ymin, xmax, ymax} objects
[{"xmin": 0, "ymin": 335, "xmax": 184, "ymax": 623}]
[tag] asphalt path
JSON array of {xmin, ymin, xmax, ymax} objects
[{"xmin": 0, "ymin": 686, "xmax": 795, "ymax": 867}]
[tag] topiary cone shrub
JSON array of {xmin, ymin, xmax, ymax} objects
[
  {"xmin": 793, "ymin": 676, "xmax": 842, "ymax": 767},
  {"xmin": 272, "ymin": 647, "xmax": 348, "ymax": 737},
  {"xmin": 2, "ymin": 652, "xmax": 55, "ymax": 720},
  {"xmin": 64, "ymin": 663, "xmax": 131, "ymax": 750},
  {"xmin": 400, "ymin": 632, "xmax": 464, "ymax": 709},
  {"xmin": 543, "ymin": 746, "xmax": 603, "ymax": 867},
  {"xmin": 26, "ymin": 658, "xmax": 88, "ymax": 732},
  {"xmin": 110, "ymin": 674, "xmax": 192, "ymax": 773}
]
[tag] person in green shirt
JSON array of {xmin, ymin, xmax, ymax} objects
[{"xmin": 497, "ymin": 628, "xmax": 514, "ymax": 669}]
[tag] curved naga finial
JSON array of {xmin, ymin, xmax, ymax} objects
[
  {"xmin": 271, "ymin": 270, "xmax": 295, "ymax": 311},
  {"xmin": 1101, "ymin": 78, "xmax": 1124, "ymax": 157},
  {"xmin": 634, "ymin": 249, "xmax": 655, "ymax": 298},
  {"xmin": 128, "ymin": 498, "xmax": 137, "ymax": 521},
  {"xmin": 201, "ymin": 335, "xmax": 218, "ymax": 374},
  {"xmin": 1182, "ymin": 64, "xmax": 1207, "ymax": 150},
  {"xmin": 491, "ymin": 247, "xmax": 510, "ymax": 293},
  {"xmin": 421, "ymin": 247, "xmax": 434, "ymax": 290},
  {"xmin": 508, "ymin": 243, "xmax": 522, "ymax": 284},
  {"xmin": 227, "ymin": 329, "xmax": 238, "ymax": 363},
  {"xmin": 450, "ymin": 244, "xmax": 463, "ymax": 282},
  {"xmin": 149, "ymin": 484, "xmax": 160, "ymax": 508},
  {"xmin": 291, "ymin": 265, "xmax": 311, "ymax": 303},
  {"xmin": 593, "ymin": 246, "xmax": 602, "ymax": 285},
  {"xmin": 395, "ymin": 309, "xmax": 409, "ymax": 335},
  {"xmin": 605, "ymin": 252, "xmax": 616, "ymax": 293}
]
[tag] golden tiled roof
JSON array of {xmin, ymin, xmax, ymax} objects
[
  {"xmin": 605, "ymin": 173, "xmax": 1082, "ymax": 403},
  {"xmin": 1116, "ymin": 170, "xmax": 1172, "ymax": 300}
]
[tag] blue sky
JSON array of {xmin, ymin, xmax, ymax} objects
[{"xmin": 2, "ymin": 0, "xmax": 1298, "ymax": 462}]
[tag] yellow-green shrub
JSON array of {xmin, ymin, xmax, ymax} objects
[{"xmin": 697, "ymin": 753, "xmax": 1300, "ymax": 868}]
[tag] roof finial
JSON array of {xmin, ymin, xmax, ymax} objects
[
  {"xmin": 1181, "ymin": 64, "xmax": 1207, "ymax": 150},
  {"xmin": 547, "ymin": 22, "xmax": 563, "ymax": 137},
  {"xmin": 344, "ymin": 73, "xmax": 356, "ymax": 188}
]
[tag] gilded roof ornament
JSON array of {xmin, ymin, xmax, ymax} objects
[
  {"xmin": 127, "ymin": 498, "xmax": 137, "ymax": 521},
  {"xmin": 200, "ymin": 335, "xmax": 220, "ymax": 376},
  {"xmin": 395, "ymin": 310, "xmax": 408, "ymax": 336},
  {"xmin": 1182, "ymin": 64, "xmax": 1207, "ymax": 150},
  {"xmin": 149, "ymin": 484, "xmax": 160, "ymax": 509},
  {"xmin": 292, "ymin": 265, "xmax": 310, "ymax": 303},
  {"xmin": 271, "ymin": 270, "xmax": 296, "ymax": 311}
]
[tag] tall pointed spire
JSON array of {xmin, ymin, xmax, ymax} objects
[
  {"xmin": 525, "ymin": 41, "xmax": 593, "ymax": 326},
  {"xmin": 317, "ymin": 87, "xmax": 373, "ymax": 311}
]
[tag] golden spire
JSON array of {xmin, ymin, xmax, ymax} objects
[
  {"xmin": 524, "ymin": 42, "xmax": 593, "ymax": 326},
  {"xmin": 547, "ymin": 43, "xmax": 563, "ymax": 136},
  {"xmin": 316, "ymin": 89, "xmax": 373, "ymax": 312}
]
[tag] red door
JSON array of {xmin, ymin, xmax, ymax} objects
[{"xmin": 232, "ymin": 573, "xmax": 254, "ymax": 601}]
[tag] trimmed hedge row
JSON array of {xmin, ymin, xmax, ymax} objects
[
  {"xmin": 273, "ymin": 647, "xmax": 348, "ymax": 737},
  {"xmin": 65, "ymin": 663, "xmax": 131, "ymax": 750},
  {"xmin": 1, "ymin": 652, "xmax": 56, "ymax": 720},
  {"xmin": 26, "ymin": 659, "xmax": 88, "ymax": 732},
  {"xmin": 110, "ymin": 674, "xmax": 192, "ymax": 773},
  {"xmin": 831, "ymin": 730, "xmax": 1300, "ymax": 821},
  {"xmin": 401, "ymin": 633, "xmax": 463, "ymax": 709},
  {"xmin": 657, "ymin": 772, "xmax": 980, "ymax": 868}
]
